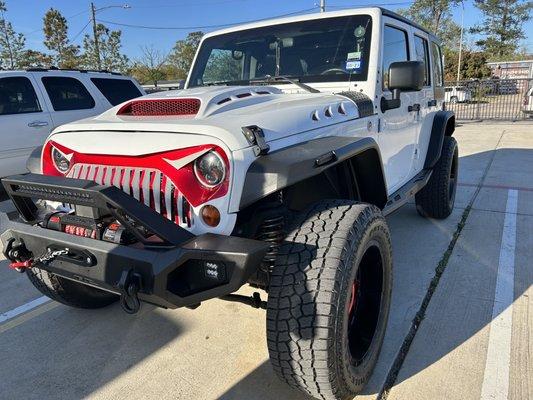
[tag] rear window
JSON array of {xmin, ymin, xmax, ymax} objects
[
  {"xmin": 41, "ymin": 77, "xmax": 95, "ymax": 111},
  {"xmin": 91, "ymin": 78, "xmax": 143, "ymax": 106},
  {"xmin": 0, "ymin": 77, "xmax": 41, "ymax": 115}
]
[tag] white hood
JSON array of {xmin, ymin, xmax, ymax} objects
[{"xmin": 50, "ymin": 85, "xmax": 362, "ymax": 153}]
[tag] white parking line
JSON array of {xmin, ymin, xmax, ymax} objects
[
  {"xmin": 0, "ymin": 296, "xmax": 50, "ymax": 324},
  {"xmin": 480, "ymin": 189, "xmax": 518, "ymax": 400}
]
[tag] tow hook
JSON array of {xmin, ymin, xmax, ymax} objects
[
  {"xmin": 117, "ymin": 269, "xmax": 143, "ymax": 314},
  {"xmin": 4, "ymin": 238, "xmax": 33, "ymax": 273}
]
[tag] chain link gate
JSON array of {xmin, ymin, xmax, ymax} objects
[{"xmin": 445, "ymin": 78, "xmax": 533, "ymax": 121}]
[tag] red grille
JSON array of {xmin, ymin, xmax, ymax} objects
[
  {"xmin": 67, "ymin": 164, "xmax": 191, "ymax": 227},
  {"xmin": 117, "ymin": 98, "xmax": 201, "ymax": 116}
]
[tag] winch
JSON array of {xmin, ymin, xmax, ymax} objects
[{"xmin": 43, "ymin": 212, "xmax": 136, "ymax": 245}]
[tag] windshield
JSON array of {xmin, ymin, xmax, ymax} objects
[{"xmin": 188, "ymin": 15, "xmax": 372, "ymax": 87}]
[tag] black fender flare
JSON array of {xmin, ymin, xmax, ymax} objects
[
  {"xmin": 239, "ymin": 136, "xmax": 388, "ymax": 209},
  {"xmin": 424, "ymin": 111, "xmax": 455, "ymax": 169},
  {"xmin": 26, "ymin": 146, "xmax": 43, "ymax": 174}
]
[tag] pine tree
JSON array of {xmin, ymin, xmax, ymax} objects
[
  {"xmin": 82, "ymin": 24, "xmax": 129, "ymax": 72},
  {"xmin": 43, "ymin": 8, "xmax": 79, "ymax": 69},
  {"xmin": 471, "ymin": 0, "xmax": 532, "ymax": 61},
  {"xmin": 0, "ymin": 1, "xmax": 26, "ymax": 69}
]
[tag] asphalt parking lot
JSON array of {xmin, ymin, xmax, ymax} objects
[{"xmin": 0, "ymin": 122, "xmax": 531, "ymax": 400}]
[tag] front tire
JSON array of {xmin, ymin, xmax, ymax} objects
[
  {"xmin": 27, "ymin": 267, "xmax": 118, "ymax": 309},
  {"xmin": 415, "ymin": 136, "xmax": 459, "ymax": 219},
  {"xmin": 267, "ymin": 200, "xmax": 393, "ymax": 400}
]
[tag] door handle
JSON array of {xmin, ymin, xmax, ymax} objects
[
  {"xmin": 427, "ymin": 99, "xmax": 437, "ymax": 107},
  {"xmin": 408, "ymin": 104, "xmax": 421, "ymax": 112},
  {"xmin": 28, "ymin": 121, "xmax": 49, "ymax": 128}
]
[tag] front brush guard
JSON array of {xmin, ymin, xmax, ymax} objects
[{"xmin": 1, "ymin": 174, "xmax": 269, "ymax": 310}]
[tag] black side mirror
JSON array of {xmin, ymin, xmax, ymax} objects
[{"xmin": 381, "ymin": 61, "xmax": 425, "ymax": 112}]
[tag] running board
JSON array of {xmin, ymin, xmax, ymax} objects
[{"xmin": 382, "ymin": 170, "xmax": 432, "ymax": 216}]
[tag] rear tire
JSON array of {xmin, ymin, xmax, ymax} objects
[
  {"xmin": 267, "ymin": 200, "xmax": 392, "ymax": 400},
  {"xmin": 415, "ymin": 136, "xmax": 458, "ymax": 219},
  {"xmin": 27, "ymin": 267, "xmax": 118, "ymax": 309}
]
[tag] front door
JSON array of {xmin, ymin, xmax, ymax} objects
[
  {"xmin": 378, "ymin": 20, "xmax": 418, "ymax": 194},
  {"xmin": 0, "ymin": 74, "xmax": 52, "ymax": 176}
]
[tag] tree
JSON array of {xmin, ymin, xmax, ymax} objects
[
  {"xmin": 168, "ymin": 31, "xmax": 203, "ymax": 77},
  {"xmin": 82, "ymin": 24, "xmax": 129, "ymax": 72},
  {"xmin": 18, "ymin": 50, "xmax": 53, "ymax": 69},
  {"xmin": 129, "ymin": 45, "xmax": 169, "ymax": 85},
  {"xmin": 443, "ymin": 48, "xmax": 492, "ymax": 81},
  {"xmin": 0, "ymin": 1, "xmax": 25, "ymax": 69},
  {"xmin": 43, "ymin": 8, "xmax": 79, "ymax": 68},
  {"xmin": 399, "ymin": 0, "xmax": 462, "ymax": 50},
  {"xmin": 471, "ymin": 0, "xmax": 532, "ymax": 61}
]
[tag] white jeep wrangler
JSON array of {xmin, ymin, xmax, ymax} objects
[{"xmin": 1, "ymin": 7, "xmax": 457, "ymax": 400}]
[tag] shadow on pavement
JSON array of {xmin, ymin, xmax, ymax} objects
[{"xmin": 0, "ymin": 303, "xmax": 184, "ymax": 400}]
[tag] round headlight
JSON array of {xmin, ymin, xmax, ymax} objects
[
  {"xmin": 52, "ymin": 148, "xmax": 71, "ymax": 173},
  {"xmin": 194, "ymin": 151, "xmax": 226, "ymax": 187}
]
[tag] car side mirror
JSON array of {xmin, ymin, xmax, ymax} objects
[{"xmin": 381, "ymin": 61, "xmax": 425, "ymax": 112}]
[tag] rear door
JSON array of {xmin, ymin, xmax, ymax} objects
[
  {"xmin": 411, "ymin": 32, "xmax": 434, "ymax": 173},
  {"xmin": 0, "ymin": 73, "xmax": 53, "ymax": 176},
  {"xmin": 35, "ymin": 74, "xmax": 105, "ymax": 128}
]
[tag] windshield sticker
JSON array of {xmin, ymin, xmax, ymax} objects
[
  {"xmin": 347, "ymin": 51, "xmax": 361, "ymax": 60},
  {"xmin": 346, "ymin": 60, "xmax": 362, "ymax": 71}
]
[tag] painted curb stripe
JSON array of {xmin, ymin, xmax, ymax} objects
[
  {"xmin": 480, "ymin": 189, "xmax": 518, "ymax": 400},
  {"xmin": 0, "ymin": 296, "xmax": 50, "ymax": 324}
]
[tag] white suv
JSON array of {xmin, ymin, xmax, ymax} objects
[{"xmin": 0, "ymin": 69, "xmax": 144, "ymax": 178}]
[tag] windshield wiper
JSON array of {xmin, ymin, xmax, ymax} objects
[{"xmin": 250, "ymin": 75, "xmax": 320, "ymax": 94}]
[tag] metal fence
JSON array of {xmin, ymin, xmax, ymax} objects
[{"xmin": 444, "ymin": 78, "xmax": 533, "ymax": 121}]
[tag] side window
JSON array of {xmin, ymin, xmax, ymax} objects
[
  {"xmin": 414, "ymin": 35, "xmax": 431, "ymax": 86},
  {"xmin": 0, "ymin": 77, "xmax": 41, "ymax": 115},
  {"xmin": 382, "ymin": 25, "xmax": 409, "ymax": 90},
  {"xmin": 91, "ymin": 78, "xmax": 143, "ymax": 106},
  {"xmin": 430, "ymin": 42, "xmax": 444, "ymax": 87},
  {"xmin": 41, "ymin": 77, "xmax": 95, "ymax": 111}
]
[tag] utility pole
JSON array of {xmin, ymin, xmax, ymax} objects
[
  {"xmin": 456, "ymin": 0, "xmax": 464, "ymax": 83},
  {"xmin": 90, "ymin": 2, "xmax": 101, "ymax": 70},
  {"xmin": 320, "ymin": 0, "xmax": 326, "ymax": 12}
]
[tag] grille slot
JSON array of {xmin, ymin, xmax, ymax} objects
[{"xmin": 68, "ymin": 164, "xmax": 189, "ymax": 227}]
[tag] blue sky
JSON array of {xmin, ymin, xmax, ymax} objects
[{"xmin": 4, "ymin": 0, "xmax": 533, "ymax": 60}]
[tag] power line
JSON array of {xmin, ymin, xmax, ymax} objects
[
  {"xmin": 70, "ymin": 20, "xmax": 91, "ymax": 43},
  {"xmin": 96, "ymin": 7, "xmax": 317, "ymax": 30}
]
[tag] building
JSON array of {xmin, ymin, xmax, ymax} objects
[{"xmin": 487, "ymin": 60, "xmax": 533, "ymax": 79}]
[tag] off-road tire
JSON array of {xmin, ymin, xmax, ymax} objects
[
  {"xmin": 267, "ymin": 200, "xmax": 393, "ymax": 400},
  {"xmin": 27, "ymin": 267, "xmax": 118, "ymax": 308},
  {"xmin": 415, "ymin": 136, "xmax": 458, "ymax": 219}
]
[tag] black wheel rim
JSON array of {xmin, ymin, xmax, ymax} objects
[{"xmin": 347, "ymin": 244, "xmax": 384, "ymax": 366}]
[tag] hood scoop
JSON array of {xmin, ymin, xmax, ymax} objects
[{"xmin": 117, "ymin": 98, "xmax": 201, "ymax": 117}]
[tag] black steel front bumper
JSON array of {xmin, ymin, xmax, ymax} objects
[{"xmin": 1, "ymin": 174, "xmax": 269, "ymax": 309}]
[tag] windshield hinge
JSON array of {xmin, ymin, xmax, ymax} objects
[{"xmin": 242, "ymin": 125, "xmax": 270, "ymax": 156}]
